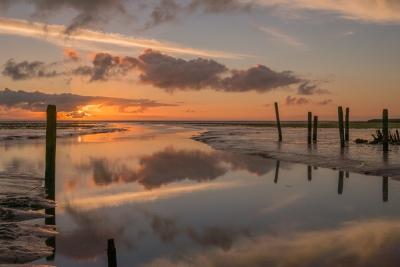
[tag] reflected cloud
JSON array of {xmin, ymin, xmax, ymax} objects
[
  {"xmin": 141, "ymin": 219, "xmax": 400, "ymax": 267},
  {"xmin": 57, "ymin": 205, "xmax": 253, "ymax": 261},
  {"xmin": 58, "ymin": 182, "xmax": 244, "ymax": 211},
  {"xmin": 73, "ymin": 147, "xmax": 275, "ymax": 190}
]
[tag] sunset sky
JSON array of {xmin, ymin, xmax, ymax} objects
[{"xmin": 0, "ymin": 0, "xmax": 399, "ymax": 120}]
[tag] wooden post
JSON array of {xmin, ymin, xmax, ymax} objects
[
  {"xmin": 383, "ymin": 109, "xmax": 389, "ymax": 152},
  {"xmin": 345, "ymin": 107, "xmax": 349, "ymax": 141},
  {"xmin": 307, "ymin": 112, "xmax": 312, "ymax": 144},
  {"xmin": 313, "ymin": 116, "xmax": 318, "ymax": 143},
  {"xmin": 307, "ymin": 165, "xmax": 312, "ymax": 181},
  {"xmin": 383, "ymin": 177, "xmax": 388, "ymax": 202},
  {"xmin": 274, "ymin": 102, "xmax": 282, "ymax": 141},
  {"xmin": 274, "ymin": 160, "xmax": 280, "ymax": 184},
  {"xmin": 396, "ymin": 130, "xmax": 399, "ymax": 141},
  {"xmin": 45, "ymin": 105, "xmax": 56, "ymax": 261},
  {"xmin": 338, "ymin": 106, "xmax": 345, "ymax": 148},
  {"xmin": 107, "ymin": 239, "xmax": 117, "ymax": 267},
  {"xmin": 338, "ymin": 171, "xmax": 344, "ymax": 195}
]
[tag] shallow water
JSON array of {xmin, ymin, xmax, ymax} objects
[{"xmin": 1, "ymin": 123, "xmax": 400, "ymax": 267}]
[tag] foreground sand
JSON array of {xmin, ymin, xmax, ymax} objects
[{"xmin": 0, "ymin": 173, "xmax": 57, "ymax": 265}]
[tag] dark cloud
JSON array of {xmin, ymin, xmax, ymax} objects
[
  {"xmin": 297, "ymin": 80, "xmax": 330, "ymax": 95},
  {"xmin": 142, "ymin": 0, "xmax": 181, "ymax": 30},
  {"xmin": 71, "ymin": 49, "xmax": 305, "ymax": 93},
  {"xmin": 71, "ymin": 52, "xmax": 134, "ymax": 82},
  {"xmin": 0, "ymin": 0, "xmax": 257, "ymax": 32},
  {"xmin": 315, "ymin": 99, "xmax": 333, "ymax": 106},
  {"xmin": 284, "ymin": 95, "xmax": 311, "ymax": 106},
  {"xmin": 31, "ymin": 0, "xmax": 129, "ymax": 34},
  {"xmin": 0, "ymin": 88, "xmax": 177, "ymax": 117},
  {"xmin": 284, "ymin": 95, "xmax": 334, "ymax": 107},
  {"xmin": 2, "ymin": 59, "xmax": 61, "ymax": 81},
  {"xmin": 188, "ymin": 0, "xmax": 253, "ymax": 14},
  {"xmin": 63, "ymin": 48, "xmax": 81, "ymax": 62},
  {"xmin": 74, "ymin": 147, "xmax": 274, "ymax": 189},
  {"xmin": 220, "ymin": 64, "xmax": 301, "ymax": 93}
]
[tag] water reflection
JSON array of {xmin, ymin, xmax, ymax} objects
[
  {"xmin": 73, "ymin": 147, "xmax": 276, "ymax": 190},
  {"xmin": 2, "ymin": 124, "xmax": 399, "ymax": 267}
]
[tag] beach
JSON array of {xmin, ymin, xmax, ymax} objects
[{"xmin": 1, "ymin": 122, "xmax": 400, "ymax": 266}]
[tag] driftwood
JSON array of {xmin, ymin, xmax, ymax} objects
[{"xmin": 369, "ymin": 129, "xmax": 400, "ymax": 144}]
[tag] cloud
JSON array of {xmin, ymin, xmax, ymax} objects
[
  {"xmin": 71, "ymin": 49, "xmax": 304, "ymax": 93},
  {"xmin": 142, "ymin": 0, "xmax": 181, "ymax": 30},
  {"xmin": 297, "ymin": 80, "xmax": 330, "ymax": 95},
  {"xmin": 315, "ymin": 99, "xmax": 333, "ymax": 106},
  {"xmin": 63, "ymin": 48, "xmax": 81, "ymax": 61},
  {"xmin": 30, "ymin": 0, "xmax": 130, "ymax": 35},
  {"xmin": 284, "ymin": 95, "xmax": 333, "ymax": 106},
  {"xmin": 0, "ymin": 17, "xmax": 241, "ymax": 59},
  {"xmin": 188, "ymin": 0, "xmax": 253, "ymax": 14},
  {"xmin": 0, "ymin": 0, "xmax": 256, "ymax": 35},
  {"xmin": 253, "ymin": 24, "xmax": 307, "ymax": 49},
  {"xmin": 2, "ymin": 59, "xmax": 61, "ymax": 81},
  {"xmin": 284, "ymin": 95, "xmax": 311, "ymax": 106},
  {"xmin": 0, "ymin": 88, "xmax": 177, "ymax": 117},
  {"xmin": 258, "ymin": 0, "xmax": 400, "ymax": 24},
  {"xmin": 220, "ymin": 64, "xmax": 301, "ymax": 93}
]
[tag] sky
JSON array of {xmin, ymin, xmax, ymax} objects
[{"xmin": 0, "ymin": 0, "xmax": 399, "ymax": 121}]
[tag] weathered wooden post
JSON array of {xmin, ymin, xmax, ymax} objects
[
  {"xmin": 107, "ymin": 239, "xmax": 117, "ymax": 267},
  {"xmin": 274, "ymin": 102, "xmax": 282, "ymax": 141},
  {"xmin": 313, "ymin": 116, "xmax": 318, "ymax": 143},
  {"xmin": 45, "ymin": 104, "xmax": 56, "ymax": 261},
  {"xmin": 345, "ymin": 107, "xmax": 349, "ymax": 141},
  {"xmin": 383, "ymin": 177, "xmax": 388, "ymax": 202},
  {"xmin": 274, "ymin": 160, "xmax": 280, "ymax": 184},
  {"xmin": 396, "ymin": 130, "xmax": 399, "ymax": 141},
  {"xmin": 383, "ymin": 109, "xmax": 389, "ymax": 152},
  {"xmin": 338, "ymin": 106, "xmax": 345, "ymax": 148},
  {"xmin": 307, "ymin": 112, "xmax": 312, "ymax": 144},
  {"xmin": 338, "ymin": 171, "xmax": 344, "ymax": 195},
  {"xmin": 307, "ymin": 165, "xmax": 312, "ymax": 181}
]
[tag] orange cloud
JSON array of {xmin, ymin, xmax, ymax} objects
[{"xmin": 63, "ymin": 48, "xmax": 81, "ymax": 61}]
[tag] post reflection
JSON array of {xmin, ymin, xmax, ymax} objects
[
  {"xmin": 308, "ymin": 165, "xmax": 312, "ymax": 181},
  {"xmin": 274, "ymin": 160, "xmax": 280, "ymax": 184},
  {"xmin": 383, "ymin": 177, "xmax": 388, "ymax": 202},
  {"xmin": 338, "ymin": 171, "xmax": 344, "ymax": 195}
]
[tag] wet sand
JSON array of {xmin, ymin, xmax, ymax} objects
[
  {"xmin": 0, "ymin": 173, "xmax": 57, "ymax": 264},
  {"xmin": 192, "ymin": 126, "xmax": 400, "ymax": 177}
]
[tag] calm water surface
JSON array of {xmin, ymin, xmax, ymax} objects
[{"xmin": 1, "ymin": 123, "xmax": 400, "ymax": 267}]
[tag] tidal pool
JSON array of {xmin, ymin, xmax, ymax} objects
[{"xmin": 1, "ymin": 123, "xmax": 400, "ymax": 267}]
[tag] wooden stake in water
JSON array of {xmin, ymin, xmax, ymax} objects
[
  {"xmin": 308, "ymin": 112, "xmax": 312, "ymax": 144},
  {"xmin": 107, "ymin": 239, "xmax": 117, "ymax": 267},
  {"xmin": 396, "ymin": 130, "xmax": 400, "ymax": 142},
  {"xmin": 45, "ymin": 105, "xmax": 56, "ymax": 200},
  {"xmin": 274, "ymin": 102, "xmax": 282, "ymax": 141},
  {"xmin": 383, "ymin": 109, "xmax": 389, "ymax": 152},
  {"xmin": 345, "ymin": 107, "xmax": 349, "ymax": 141},
  {"xmin": 313, "ymin": 116, "xmax": 318, "ymax": 143},
  {"xmin": 338, "ymin": 106, "xmax": 345, "ymax": 148},
  {"xmin": 45, "ymin": 104, "xmax": 57, "ymax": 261}
]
